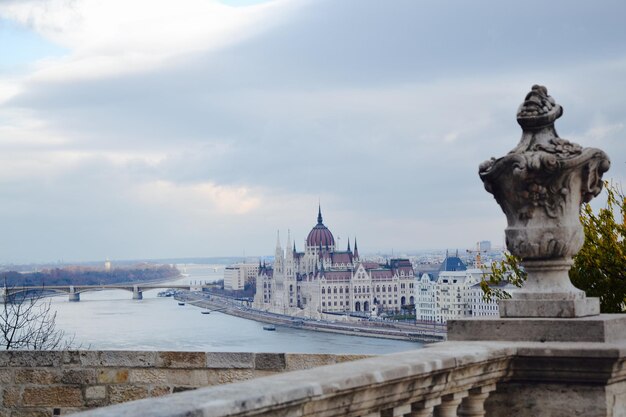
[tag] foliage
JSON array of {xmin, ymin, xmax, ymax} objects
[
  {"xmin": 1, "ymin": 285, "xmax": 72, "ymax": 350},
  {"xmin": 570, "ymin": 182, "xmax": 626, "ymax": 313},
  {"xmin": 480, "ymin": 251, "xmax": 526, "ymax": 302},
  {"xmin": 0, "ymin": 264, "xmax": 180, "ymax": 287},
  {"xmin": 482, "ymin": 181, "xmax": 625, "ymax": 313}
]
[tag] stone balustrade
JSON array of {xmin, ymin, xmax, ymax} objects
[
  {"xmin": 65, "ymin": 339, "xmax": 626, "ymax": 417},
  {"xmin": 70, "ymin": 343, "xmax": 512, "ymax": 417},
  {"xmin": 0, "ymin": 350, "xmax": 366, "ymax": 416}
]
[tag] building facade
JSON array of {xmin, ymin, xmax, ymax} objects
[
  {"xmin": 415, "ymin": 253, "xmax": 514, "ymax": 323},
  {"xmin": 253, "ymin": 207, "xmax": 416, "ymax": 318},
  {"xmin": 224, "ymin": 263, "xmax": 259, "ymax": 291}
]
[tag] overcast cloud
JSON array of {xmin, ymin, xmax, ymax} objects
[{"xmin": 0, "ymin": 0, "xmax": 625, "ymax": 263}]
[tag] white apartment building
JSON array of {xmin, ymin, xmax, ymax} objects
[
  {"xmin": 224, "ymin": 263, "xmax": 259, "ymax": 291},
  {"xmin": 415, "ymin": 253, "xmax": 515, "ymax": 323}
]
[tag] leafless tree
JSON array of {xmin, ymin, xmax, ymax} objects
[{"xmin": 0, "ymin": 283, "xmax": 72, "ymax": 350}]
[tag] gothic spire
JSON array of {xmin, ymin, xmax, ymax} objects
[
  {"xmin": 347, "ymin": 237, "xmax": 351, "ymax": 252},
  {"xmin": 354, "ymin": 237, "xmax": 359, "ymax": 259},
  {"xmin": 317, "ymin": 204, "xmax": 323, "ymax": 225}
]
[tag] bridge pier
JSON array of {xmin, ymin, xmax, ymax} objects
[
  {"xmin": 68, "ymin": 286, "xmax": 80, "ymax": 302},
  {"xmin": 132, "ymin": 285, "xmax": 143, "ymax": 300}
]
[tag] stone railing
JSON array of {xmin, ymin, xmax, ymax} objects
[
  {"xmin": 68, "ymin": 339, "xmax": 626, "ymax": 417},
  {"xmin": 70, "ymin": 343, "xmax": 512, "ymax": 417},
  {"xmin": 0, "ymin": 350, "xmax": 366, "ymax": 416}
]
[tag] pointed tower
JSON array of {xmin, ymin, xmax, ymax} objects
[
  {"xmin": 274, "ymin": 230, "xmax": 284, "ymax": 274},
  {"xmin": 317, "ymin": 203, "xmax": 323, "ymax": 225},
  {"xmin": 285, "ymin": 229, "xmax": 294, "ymax": 277},
  {"xmin": 354, "ymin": 237, "xmax": 359, "ymax": 260},
  {"xmin": 347, "ymin": 238, "xmax": 351, "ymax": 252}
]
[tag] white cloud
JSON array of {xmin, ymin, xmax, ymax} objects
[
  {"xmin": 0, "ymin": 0, "xmax": 625, "ymax": 262},
  {"xmin": 0, "ymin": 0, "xmax": 298, "ymax": 81}
]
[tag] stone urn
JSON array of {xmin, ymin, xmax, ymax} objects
[{"xmin": 479, "ymin": 85, "xmax": 610, "ymax": 317}]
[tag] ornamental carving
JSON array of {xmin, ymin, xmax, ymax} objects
[{"xmin": 479, "ymin": 85, "xmax": 610, "ymax": 261}]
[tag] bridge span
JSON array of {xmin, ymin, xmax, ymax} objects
[{"xmin": 1, "ymin": 284, "xmax": 208, "ymax": 302}]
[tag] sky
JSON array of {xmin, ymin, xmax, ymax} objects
[{"xmin": 0, "ymin": 0, "xmax": 625, "ymax": 263}]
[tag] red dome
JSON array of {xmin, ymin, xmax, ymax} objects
[{"xmin": 306, "ymin": 206, "xmax": 335, "ymax": 248}]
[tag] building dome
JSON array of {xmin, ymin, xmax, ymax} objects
[{"xmin": 306, "ymin": 206, "xmax": 335, "ymax": 248}]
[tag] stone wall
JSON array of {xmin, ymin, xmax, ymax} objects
[{"xmin": 0, "ymin": 350, "xmax": 367, "ymax": 417}]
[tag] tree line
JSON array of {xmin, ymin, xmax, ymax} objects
[{"xmin": 1, "ymin": 264, "xmax": 180, "ymax": 288}]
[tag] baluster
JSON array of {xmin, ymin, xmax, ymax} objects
[
  {"xmin": 405, "ymin": 398, "xmax": 441, "ymax": 417},
  {"xmin": 458, "ymin": 385, "xmax": 496, "ymax": 417},
  {"xmin": 433, "ymin": 392, "xmax": 467, "ymax": 417},
  {"xmin": 381, "ymin": 404, "xmax": 411, "ymax": 417}
]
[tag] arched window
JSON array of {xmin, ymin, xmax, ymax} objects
[
  {"xmin": 382, "ymin": 286, "xmax": 386, "ymax": 293},
  {"xmin": 333, "ymin": 287, "xmax": 337, "ymax": 294},
  {"xmin": 345, "ymin": 286, "xmax": 349, "ymax": 293},
  {"xmin": 339, "ymin": 287, "xmax": 343, "ymax": 293},
  {"xmin": 377, "ymin": 286, "xmax": 381, "ymax": 292},
  {"xmin": 322, "ymin": 287, "xmax": 325, "ymax": 294},
  {"xmin": 388, "ymin": 285, "xmax": 392, "ymax": 292}
]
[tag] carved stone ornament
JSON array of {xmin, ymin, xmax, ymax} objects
[{"xmin": 479, "ymin": 85, "xmax": 610, "ymax": 317}]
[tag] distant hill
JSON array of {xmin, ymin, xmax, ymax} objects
[{"xmin": 0, "ymin": 264, "xmax": 180, "ymax": 287}]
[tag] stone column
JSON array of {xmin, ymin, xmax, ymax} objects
[
  {"xmin": 406, "ymin": 398, "xmax": 441, "ymax": 417},
  {"xmin": 458, "ymin": 385, "xmax": 495, "ymax": 417},
  {"xmin": 478, "ymin": 85, "xmax": 610, "ymax": 318},
  {"xmin": 68, "ymin": 286, "xmax": 80, "ymax": 302},
  {"xmin": 433, "ymin": 392, "xmax": 467, "ymax": 417},
  {"xmin": 133, "ymin": 285, "xmax": 143, "ymax": 300}
]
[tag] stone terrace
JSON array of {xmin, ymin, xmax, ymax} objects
[{"xmin": 0, "ymin": 350, "xmax": 367, "ymax": 416}]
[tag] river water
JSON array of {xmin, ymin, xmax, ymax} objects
[{"xmin": 51, "ymin": 264, "xmax": 422, "ymax": 354}]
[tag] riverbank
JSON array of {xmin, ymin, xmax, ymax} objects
[{"xmin": 175, "ymin": 291, "xmax": 445, "ymax": 343}]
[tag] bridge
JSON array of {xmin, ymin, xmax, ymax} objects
[{"xmin": 0, "ymin": 284, "xmax": 209, "ymax": 302}]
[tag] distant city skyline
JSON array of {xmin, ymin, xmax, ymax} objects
[{"xmin": 0, "ymin": 0, "xmax": 625, "ymax": 263}]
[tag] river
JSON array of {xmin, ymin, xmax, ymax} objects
[{"xmin": 51, "ymin": 264, "xmax": 422, "ymax": 354}]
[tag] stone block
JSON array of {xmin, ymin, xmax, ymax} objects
[
  {"xmin": 205, "ymin": 352, "xmax": 254, "ymax": 369},
  {"xmin": 8, "ymin": 410, "xmax": 49, "ymax": 417},
  {"xmin": 129, "ymin": 369, "xmax": 168, "ymax": 384},
  {"xmin": 0, "ymin": 369, "xmax": 12, "ymax": 385},
  {"xmin": 22, "ymin": 386, "xmax": 83, "ymax": 407},
  {"xmin": 157, "ymin": 352, "xmax": 205, "ymax": 368},
  {"xmin": 14, "ymin": 369, "xmax": 60, "ymax": 384},
  {"xmin": 207, "ymin": 369, "xmax": 255, "ymax": 385},
  {"xmin": 447, "ymin": 314, "xmax": 626, "ymax": 343},
  {"xmin": 150, "ymin": 386, "xmax": 171, "ymax": 397},
  {"xmin": 499, "ymin": 298, "xmax": 600, "ymax": 318},
  {"xmin": 97, "ymin": 369, "xmax": 129, "ymax": 384},
  {"xmin": 254, "ymin": 353, "xmax": 286, "ymax": 371},
  {"xmin": 85, "ymin": 386, "xmax": 106, "ymax": 400},
  {"xmin": 63, "ymin": 351, "xmax": 82, "ymax": 365},
  {"xmin": 164, "ymin": 370, "xmax": 208, "ymax": 386},
  {"xmin": 7, "ymin": 351, "xmax": 63, "ymax": 367},
  {"xmin": 108, "ymin": 385, "xmax": 149, "ymax": 404},
  {"xmin": 61, "ymin": 369, "xmax": 96, "ymax": 385},
  {"xmin": 285, "ymin": 354, "xmax": 366, "ymax": 371},
  {"xmin": 81, "ymin": 351, "xmax": 156, "ymax": 368},
  {"xmin": 2, "ymin": 387, "xmax": 21, "ymax": 407}
]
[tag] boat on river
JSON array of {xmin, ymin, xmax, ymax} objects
[
  {"xmin": 263, "ymin": 325, "xmax": 276, "ymax": 331},
  {"xmin": 178, "ymin": 302, "xmax": 185, "ymax": 306}
]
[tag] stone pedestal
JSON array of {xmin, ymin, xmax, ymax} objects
[{"xmin": 448, "ymin": 314, "xmax": 626, "ymax": 343}]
